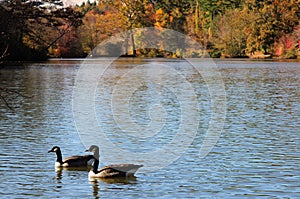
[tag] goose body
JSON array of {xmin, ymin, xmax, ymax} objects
[
  {"xmin": 48, "ymin": 146, "xmax": 95, "ymax": 167},
  {"xmin": 86, "ymin": 145, "xmax": 143, "ymax": 178}
]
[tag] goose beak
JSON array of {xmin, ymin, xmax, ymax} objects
[{"xmin": 48, "ymin": 150, "xmax": 52, "ymax": 153}]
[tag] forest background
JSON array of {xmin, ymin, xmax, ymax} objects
[{"xmin": 0, "ymin": 0, "xmax": 299, "ymax": 61}]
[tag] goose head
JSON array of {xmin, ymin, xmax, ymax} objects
[
  {"xmin": 48, "ymin": 146, "xmax": 61, "ymax": 153},
  {"xmin": 86, "ymin": 145, "xmax": 99, "ymax": 153},
  {"xmin": 86, "ymin": 145, "xmax": 99, "ymax": 160}
]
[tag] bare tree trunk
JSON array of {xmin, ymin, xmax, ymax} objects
[
  {"xmin": 0, "ymin": 45, "xmax": 9, "ymax": 63},
  {"xmin": 131, "ymin": 31, "xmax": 136, "ymax": 56}
]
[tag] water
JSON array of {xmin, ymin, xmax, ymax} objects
[{"xmin": 0, "ymin": 59, "xmax": 299, "ymax": 198}]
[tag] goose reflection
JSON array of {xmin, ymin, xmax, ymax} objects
[
  {"xmin": 54, "ymin": 169, "xmax": 62, "ymax": 189},
  {"xmin": 53, "ymin": 167, "xmax": 90, "ymax": 182},
  {"xmin": 89, "ymin": 176, "xmax": 138, "ymax": 199},
  {"xmin": 55, "ymin": 166, "xmax": 91, "ymax": 172},
  {"xmin": 90, "ymin": 175, "xmax": 138, "ymax": 184},
  {"xmin": 55, "ymin": 169, "xmax": 62, "ymax": 180},
  {"xmin": 90, "ymin": 181, "xmax": 100, "ymax": 199}
]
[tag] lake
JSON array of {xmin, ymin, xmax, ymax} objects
[{"xmin": 0, "ymin": 58, "xmax": 299, "ymax": 198}]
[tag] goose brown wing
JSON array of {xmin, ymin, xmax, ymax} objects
[
  {"xmin": 63, "ymin": 155, "xmax": 95, "ymax": 167},
  {"xmin": 97, "ymin": 166, "xmax": 126, "ymax": 178},
  {"xmin": 106, "ymin": 164, "xmax": 143, "ymax": 173}
]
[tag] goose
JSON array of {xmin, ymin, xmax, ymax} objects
[
  {"xmin": 48, "ymin": 146, "xmax": 95, "ymax": 167},
  {"xmin": 86, "ymin": 145, "xmax": 143, "ymax": 178}
]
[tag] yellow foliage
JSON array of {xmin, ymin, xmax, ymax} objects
[{"xmin": 155, "ymin": 8, "xmax": 169, "ymax": 28}]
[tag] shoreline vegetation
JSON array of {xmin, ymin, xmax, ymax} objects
[{"xmin": 0, "ymin": 0, "xmax": 299, "ymax": 62}]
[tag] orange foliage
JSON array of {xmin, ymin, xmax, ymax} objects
[{"xmin": 154, "ymin": 8, "xmax": 169, "ymax": 28}]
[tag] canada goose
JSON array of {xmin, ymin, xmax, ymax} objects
[
  {"xmin": 86, "ymin": 145, "xmax": 143, "ymax": 178},
  {"xmin": 48, "ymin": 146, "xmax": 95, "ymax": 167}
]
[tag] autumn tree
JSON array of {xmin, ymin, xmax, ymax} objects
[
  {"xmin": 273, "ymin": 25, "xmax": 300, "ymax": 58},
  {"xmin": 212, "ymin": 8, "xmax": 254, "ymax": 57},
  {"xmin": 96, "ymin": 0, "xmax": 154, "ymax": 56},
  {"xmin": 153, "ymin": 0, "xmax": 191, "ymax": 32},
  {"xmin": 245, "ymin": 0, "xmax": 300, "ymax": 55},
  {"xmin": 79, "ymin": 9, "xmax": 103, "ymax": 55},
  {"xmin": 51, "ymin": 25, "xmax": 85, "ymax": 58},
  {"xmin": 0, "ymin": 0, "xmax": 83, "ymax": 61}
]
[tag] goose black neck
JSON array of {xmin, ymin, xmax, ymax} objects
[
  {"xmin": 55, "ymin": 149, "xmax": 63, "ymax": 164},
  {"xmin": 93, "ymin": 159, "xmax": 99, "ymax": 173}
]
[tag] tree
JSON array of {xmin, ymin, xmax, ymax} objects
[
  {"xmin": 212, "ymin": 8, "xmax": 254, "ymax": 57},
  {"xmin": 154, "ymin": 8, "xmax": 168, "ymax": 28},
  {"xmin": 79, "ymin": 9, "xmax": 103, "ymax": 55},
  {"xmin": 97, "ymin": 0, "xmax": 154, "ymax": 56},
  {"xmin": 52, "ymin": 25, "xmax": 85, "ymax": 58},
  {"xmin": 153, "ymin": 0, "xmax": 191, "ymax": 32},
  {"xmin": 245, "ymin": 0, "xmax": 300, "ymax": 54},
  {"xmin": 0, "ymin": 46, "xmax": 9, "ymax": 64},
  {"xmin": 0, "ymin": 0, "xmax": 83, "ymax": 60},
  {"xmin": 78, "ymin": 2, "xmax": 129, "ymax": 56},
  {"xmin": 185, "ymin": 0, "xmax": 245, "ymax": 48},
  {"xmin": 273, "ymin": 24, "xmax": 300, "ymax": 58}
]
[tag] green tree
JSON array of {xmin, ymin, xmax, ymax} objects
[{"xmin": 186, "ymin": 0, "xmax": 244, "ymax": 48}]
